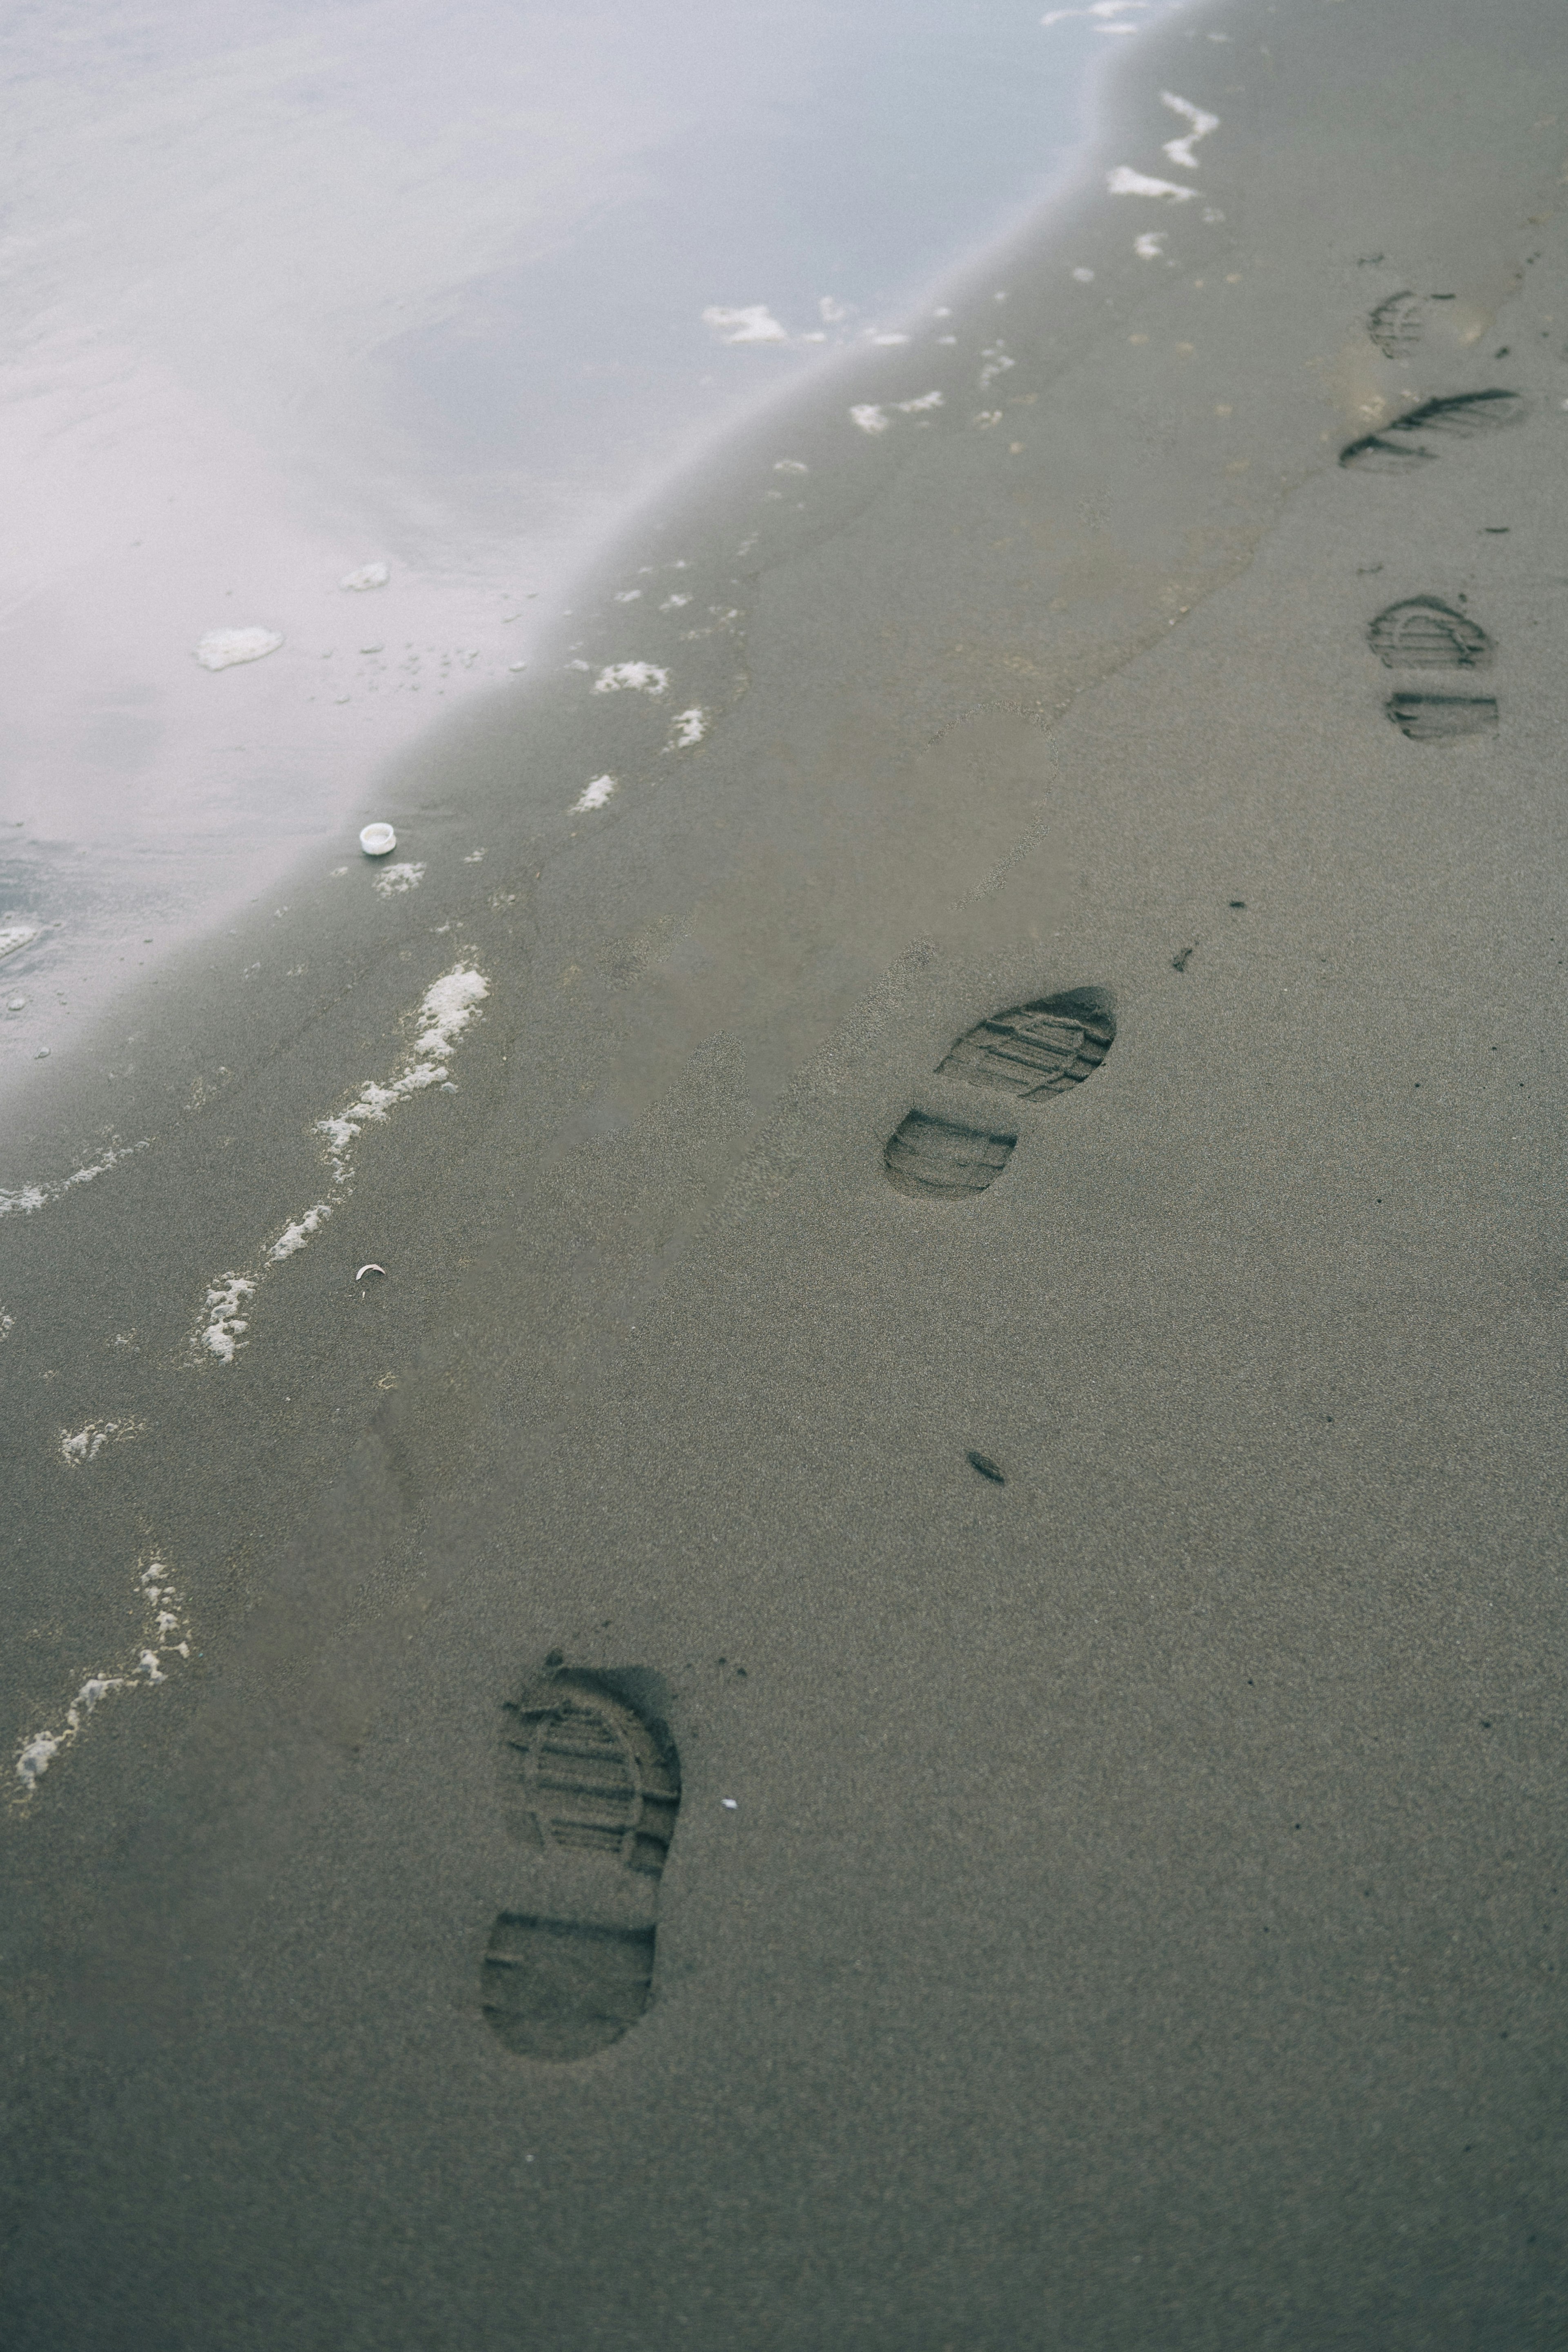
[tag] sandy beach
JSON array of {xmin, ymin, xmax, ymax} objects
[{"xmin": 4, "ymin": 0, "xmax": 1567, "ymax": 2343}]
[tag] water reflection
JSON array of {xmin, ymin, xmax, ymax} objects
[{"xmin": 0, "ymin": 0, "xmax": 1178, "ymax": 1089}]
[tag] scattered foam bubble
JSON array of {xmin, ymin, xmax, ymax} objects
[
  {"xmin": 702, "ymin": 305, "xmax": 788, "ymax": 344},
  {"xmin": 1160, "ymin": 93, "xmax": 1218, "ymax": 171},
  {"xmin": 666, "ymin": 707, "xmax": 706, "ymax": 749},
  {"xmin": 1041, "ymin": 2, "xmax": 1148, "ymax": 27},
  {"xmin": 0, "ymin": 1139, "xmax": 149, "ymax": 1221},
  {"xmin": 0, "ymin": 925, "xmax": 39, "ymax": 962},
  {"xmin": 200, "ymin": 1273, "xmax": 256, "ymax": 1362},
  {"xmin": 592, "ymin": 662, "xmax": 668, "ymax": 696},
  {"xmin": 372, "ymin": 860, "xmax": 425, "ymax": 898},
  {"xmin": 59, "ymin": 1418, "xmax": 144, "ymax": 1468},
  {"xmin": 13, "ymin": 1556, "xmax": 191, "ymax": 1802},
  {"xmin": 268, "ymin": 1202, "xmax": 333, "ymax": 1262},
  {"xmin": 1107, "ymin": 166, "xmax": 1197, "ymax": 201},
  {"xmin": 340, "ymin": 562, "xmax": 390, "ymax": 590},
  {"xmin": 188, "ymin": 966, "xmax": 489, "ymax": 1364},
  {"xmin": 573, "ymin": 775, "xmax": 616, "ymax": 812},
  {"xmin": 194, "ymin": 627, "xmax": 283, "ymax": 671},
  {"xmin": 851, "ymin": 405, "xmax": 889, "ymax": 434}
]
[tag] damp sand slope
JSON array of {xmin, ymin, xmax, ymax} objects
[{"xmin": 3, "ymin": 1, "xmax": 1568, "ymax": 2344}]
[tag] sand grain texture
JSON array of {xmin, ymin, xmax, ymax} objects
[{"xmin": 2, "ymin": 2, "xmax": 1566, "ymax": 2345}]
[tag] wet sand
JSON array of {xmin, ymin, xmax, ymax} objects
[{"xmin": 4, "ymin": 1, "xmax": 1568, "ymax": 2343}]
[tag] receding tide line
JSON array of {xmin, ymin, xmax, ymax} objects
[
  {"xmin": 192, "ymin": 963, "xmax": 489, "ymax": 1365},
  {"xmin": 13, "ymin": 1555, "xmax": 190, "ymax": 1803},
  {"xmin": 0, "ymin": 1139, "xmax": 149, "ymax": 1221}
]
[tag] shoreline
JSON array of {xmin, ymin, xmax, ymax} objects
[{"xmin": 0, "ymin": 0, "xmax": 1196, "ymax": 1110}]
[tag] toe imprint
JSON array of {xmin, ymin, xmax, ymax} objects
[
  {"xmin": 1367, "ymin": 291, "xmax": 1423, "ymax": 359},
  {"xmin": 501, "ymin": 1670, "xmax": 680, "ymax": 1873},
  {"xmin": 1368, "ymin": 596, "xmax": 1492, "ymax": 669},
  {"xmin": 935, "ymin": 993, "xmax": 1116, "ymax": 1098}
]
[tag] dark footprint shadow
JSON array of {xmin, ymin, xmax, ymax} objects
[
  {"xmin": 1339, "ymin": 388, "xmax": 1527, "ymax": 472},
  {"xmin": 884, "ymin": 987, "xmax": 1115, "ymax": 1202},
  {"xmin": 481, "ymin": 1668, "xmax": 681, "ymax": 2061},
  {"xmin": 1384, "ymin": 691, "xmax": 1498, "ymax": 741}
]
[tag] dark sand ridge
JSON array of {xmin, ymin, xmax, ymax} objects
[{"xmin": 4, "ymin": 0, "xmax": 1568, "ymax": 2342}]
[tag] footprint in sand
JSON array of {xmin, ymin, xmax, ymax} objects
[
  {"xmin": 1367, "ymin": 290, "xmax": 1424, "ymax": 359},
  {"xmin": 884, "ymin": 988, "xmax": 1116, "ymax": 1201},
  {"xmin": 481, "ymin": 1668, "xmax": 681, "ymax": 2061},
  {"xmin": 1383, "ymin": 691, "xmax": 1498, "ymax": 741},
  {"xmin": 1368, "ymin": 594, "xmax": 1498, "ymax": 739},
  {"xmin": 1339, "ymin": 388, "xmax": 1527, "ymax": 472}
]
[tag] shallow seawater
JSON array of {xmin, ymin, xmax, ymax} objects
[{"xmin": 0, "ymin": 0, "xmax": 1185, "ymax": 1096}]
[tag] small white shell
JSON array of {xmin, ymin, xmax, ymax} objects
[{"xmin": 359, "ymin": 823, "xmax": 396, "ymax": 857}]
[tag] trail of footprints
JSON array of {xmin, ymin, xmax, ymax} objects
[
  {"xmin": 1343, "ymin": 302, "xmax": 1526, "ymax": 738},
  {"xmin": 474, "ymin": 285, "xmax": 1538, "ymax": 2064}
]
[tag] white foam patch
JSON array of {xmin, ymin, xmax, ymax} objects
[
  {"xmin": 659, "ymin": 593, "xmax": 691, "ymax": 611},
  {"xmin": 773, "ymin": 459, "xmax": 808, "ymax": 474},
  {"xmin": 702, "ymin": 305, "xmax": 788, "ymax": 344},
  {"xmin": 315, "ymin": 965, "xmax": 488, "ymax": 1182},
  {"xmin": 850, "ymin": 405, "xmax": 889, "ymax": 434},
  {"xmin": 893, "ymin": 390, "xmax": 943, "ymax": 412},
  {"xmin": 1160, "ymin": 92, "xmax": 1218, "ymax": 171},
  {"xmin": 666, "ymin": 707, "xmax": 706, "ymax": 749},
  {"xmin": 13, "ymin": 1556, "xmax": 191, "ymax": 1801},
  {"xmin": 189, "ymin": 965, "xmax": 488, "ymax": 1362},
  {"xmin": 1041, "ymin": 1, "xmax": 1147, "ymax": 25},
  {"xmin": 573, "ymin": 775, "xmax": 616, "ymax": 812},
  {"xmin": 340, "ymin": 562, "xmax": 390, "ymax": 590},
  {"xmin": 592, "ymin": 662, "xmax": 668, "ymax": 696},
  {"xmin": 194, "ymin": 626, "xmax": 283, "ymax": 670},
  {"xmin": 0, "ymin": 924, "xmax": 39, "ymax": 961},
  {"xmin": 269, "ymin": 1201, "xmax": 333, "ymax": 1261},
  {"xmin": 1107, "ymin": 167, "xmax": 1198, "ymax": 201},
  {"xmin": 0, "ymin": 1138, "xmax": 148, "ymax": 1221},
  {"xmin": 613, "ymin": 588, "xmax": 642, "ymax": 602},
  {"xmin": 980, "ymin": 343, "xmax": 1015, "ymax": 390},
  {"xmin": 60, "ymin": 1418, "xmax": 143, "ymax": 1468},
  {"xmin": 371, "ymin": 860, "xmax": 425, "ymax": 898},
  {"xmin": 200, "ymin": 1272, "xmax": 256, "ymax": 1362},
  {"xmin": 1136, "ymin": 231, "xmax": 1167, "ymax": 259}
]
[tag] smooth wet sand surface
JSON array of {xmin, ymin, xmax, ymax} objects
[{"xmin": 4, "ymin": 2, "xmax": 1568, "ymax": 2343}]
